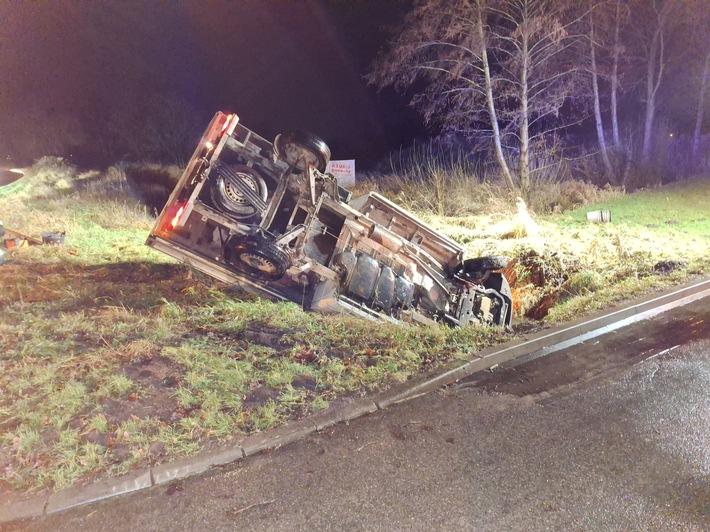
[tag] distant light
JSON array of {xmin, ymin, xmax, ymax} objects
[{"xmin": 669, "ymin": 133, "xmax": 674, "ymax": 138}]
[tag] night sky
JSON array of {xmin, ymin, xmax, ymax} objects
[{"xmin": 0, "ymin": 0, "xmax": 424, "ymax": 168}]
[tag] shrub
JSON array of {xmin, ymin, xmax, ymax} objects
[
  {"xmin": 3, "ymin": 157, "xmax": 98, "ymax": 201},
  {"xmin": 122, "ymin": 162, "xmax": 183, "ymax": 213},
  {"xmin": 358, "ymin": 164, "xmax": 620, "ymax": 218},
  {"xmin": 565, "ymin": 270, "xmax": 605, "ymax": 296},
  {"xmin": 29, "ymin": 156, "xmax": 78, "ymax": 192}
]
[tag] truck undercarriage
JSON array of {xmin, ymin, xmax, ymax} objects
[{"xmin": 146, "ymin": 112, "xmax": 512, "ymax": 328}]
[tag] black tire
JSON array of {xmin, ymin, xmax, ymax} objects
[
  {"xmin": 463, "ymin": 255, "xmax": 507, "ymax": 273},
  {"xmin": 454, "ymin": 255, "xmax": 508, "ymax": 281},
  {"xmin": 225, "ymin": 235, "xmax": 290, "ymax": 281},
  {"xmin": 211, "ymin": 164, "xmax": 267, "ymax": 220},
  {"xmin": 273, "ymin": 132, "xmax": 331, "ymax": 173}
]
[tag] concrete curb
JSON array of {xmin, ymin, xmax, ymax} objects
[
  {"xmin": 0, "ymin": 494, "xmax": 48, "ymax": 524},
  {"xmin": 308, "ymin": 398, "xmax": 379, "ymax": 431},
  {"xmin": 2, "ymin": 278, "xmax": 708, "ymax": 524},
  {"xmin": 46, "ymin": 470, "xmax": 152, "ymax": 515},
  {"xmin": 378, "ymin": 278, "xmax": 710, "ymax": 406}
]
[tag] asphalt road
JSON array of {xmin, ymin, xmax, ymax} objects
[{"xmin": 7, "ymin": 299, "xmax": 710, "ymax": 531}]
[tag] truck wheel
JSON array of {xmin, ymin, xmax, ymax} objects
[
  {"xmin": 273, "ymin": 132, "xmax": 331, "ymax": 173},
  {"xmin": 212, "ymin": 164, "xmax": 267, "ymax": 220},
  {"xmin": 456, "ymin": 255, "xmax": 508, "ymax": 280},
  {"xmin": 225, "ymin": 235, "xmax": 290, "ymax": 281}
]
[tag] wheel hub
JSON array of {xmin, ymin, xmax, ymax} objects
[
  {"xmin": 281, "ymin": 144, "xmax": 321, "ymax": 169},
  {"xmin": 222, "ymin": 172, "xmax": 258, "ymax": 205},
  {"xmin": 240, "ymin": 252, "xmax": 277, "ymax": 274}
]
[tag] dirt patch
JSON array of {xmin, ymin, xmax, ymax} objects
[
  {"xmin": 241, "ymin": 325, "xmax": 290, "ymax": 348},
  {"xmin": 291, "ymin": 375, "xmax": 318, "ymax": 391},
  {"xmin": 653, "ymin": 260, "xmax": 687, "ymax": 273},
  {"xmin": 526, "ymin": 292, "xmax": 562, "ymax": 320},
  {"xmin": 0, "ymin": 260, "xmax": 196, "ymax": 309},
  {"xmin": 103, "ymin": 356, "xmax": 185, "ymax": 425},
  {"xmin": 504, "ymin": 250, "xmax": 580, "ymax": 319},
  {"xmin": 242, "ymin": 386, "xmax": 279, "ymax": 409}
]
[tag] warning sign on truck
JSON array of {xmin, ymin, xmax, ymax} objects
[{"xmin": 325, "ymin": 159, "xmax": 355, "ymax": 187}]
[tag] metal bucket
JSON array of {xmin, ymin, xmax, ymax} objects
[
  {"xmin": 586, "ymin": 210, "xmax": 612, "ymax": 223},
  {"xmin": 41, "ymin": 231, "xmax": 65, "ymax": 245}
]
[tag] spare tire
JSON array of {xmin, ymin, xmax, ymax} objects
[
  {"xmin": 273, "ymin": 132, "xmax": 331, "ymax": 173},
  {"xmin": 211, "ymin": 164, "xmax": 267, "ymax": 220}
]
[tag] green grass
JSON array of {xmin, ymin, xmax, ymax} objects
[
  {"xmin": 559, "ymin": 179, "xmax": 710, "ymax": 233},
  {"xmin": 1, "ymin": 271, "xmax": 491, "ymax": 492},
  {"xmin": 1, "ymin": 160, "xmax": 708, "ymax": 494},
  {"xmin": 0, "ymin": 162, "xmax": 500, "ymax": 492}
]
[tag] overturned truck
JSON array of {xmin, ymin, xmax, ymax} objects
[{"xmin": 146, "ymin": 112, "xmax": 512, "ymax": 328}]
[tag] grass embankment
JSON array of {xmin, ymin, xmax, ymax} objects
[
  {"xmin": 424, "ymin": 178, "xmax": 709, "ymax": 319},
  {"xmin": 0, "ymin": 158, "xmax": 708, "ymax": 494},
  {"xmin": 0, "ymin": 159, "xmax": 495, "ymax": 493}
]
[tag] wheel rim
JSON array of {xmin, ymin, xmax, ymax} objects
[
  {"xmin": 240, "ymin": 252, "xmax": 278, "ymax": 274},
  {"xmin": 212, "ymin": 164, "xmax": 268, "ymax": 220},
  {"xmin": 222, "ymin": 171, "xmax": 259, "ymax": 206}
]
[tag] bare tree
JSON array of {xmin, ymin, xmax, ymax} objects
[
  {"xmin": 587, "ymin": 3, "xmax": 614, "ymax": 180},
  {"xmin": 689, "ymin": 6, "xmax": 710, "ymax": 161},
  {"xmin": 628, "ymin": 0, "xmax": 687, "ymax": 164},
  {"xmin": 368, "ymin": 0, "xmax": 516, "ymax": 190},
  {"xmin": 476, "ymin": 2, "xmax": 516, "ymax": 191},
  {"xmin": 692, "ymin": 51, "xmax": 710, "ymax": 160},
  {"xmin": 368, "ymin": 0, "xmax": 584, "ymax": 197},
  {"xmin": 582, "ymin": 0, "xmax": 631, "ymax": 183},
  {"xmin": 609, "ymin": 0, "xmax": 627, "ymax": 149}
]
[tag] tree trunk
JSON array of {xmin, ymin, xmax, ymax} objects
[
  {"xmin": 476, "ymin": 1, "xmax": 516, "ymax": 192},
  {"xmin": 641, "ymin": 2, "xmax": 666, "ymax": 164},
  {"xmin": 590, "ymin": 13, "xmax": 614, "ymax": 181},
  {"xmin": 692, "ymin": 51, "xmax": 710, "ymax": 161},
  {"xmin": 641, "ymin": 87, "xmax": 657, "ymax": 164},
  {"xmin": 611, "ymin": 0, "xmax": 622, "ymax": 148},
  {"xmin": 519, "ymin": 10, "xmax": 531, "ymax": 198},
  {"xmin": 641, "ymin": 32, "xmax": 658, "ymax": 164}
]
